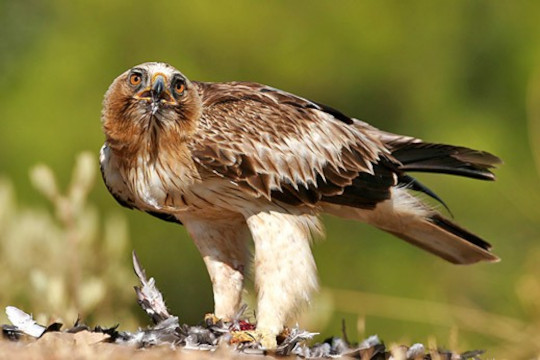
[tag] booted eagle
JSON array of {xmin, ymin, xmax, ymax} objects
[{"xmin": 100, "ymin": 62, "xmax": 500, "ymax": 348}]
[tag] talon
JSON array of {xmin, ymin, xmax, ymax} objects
[
  {"xmin": 204, "ymin": 313, "xmax": 221, "ymax": 325},
  {"xmin": 230, "ymin": 330, "xmax": 258, "ymax": 344},
  {"xmin": 229, "ymin": 329, "xmax": 277, "ymax": 349}
]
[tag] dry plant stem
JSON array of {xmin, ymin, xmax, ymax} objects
[
  {"xmin": 58, "ymin": 198, "xmax": 82, "ymax": 312},
  {"xmin": 331, "ymin": 288, "xmax": 540, "ymax": 354}
]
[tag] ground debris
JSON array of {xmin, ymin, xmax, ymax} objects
[
  {"xmin": 1, "ymin": 251, "xmax": 486, "ymax": 359},
  {"xmin": 5, "ymin": 305, "xmax": 47, "ymax": 338},
  {"xmin": 132, "ymin": 250, "xmax": 172, "ymax": 324}
]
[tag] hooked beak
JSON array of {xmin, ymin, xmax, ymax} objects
[
  {"xmin": 151, "ymin": 75, "xmax": 165, "ymax": 101},
  {"xmin": 134, "ymin": 74, "xmax": 176, "ymax": 115}
]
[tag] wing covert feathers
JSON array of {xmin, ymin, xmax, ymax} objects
[
  {"xmin": 191, "ymin": 82, "xmax": 396, "ymax": 208},
  {"xmin": 191, "ymin": 82, "xmax": 500, "ymax": 211}
]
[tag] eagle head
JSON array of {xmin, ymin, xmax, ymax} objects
[{"xmin": 101, "ymin": 62, "xmax": 202, "ymax": 156}]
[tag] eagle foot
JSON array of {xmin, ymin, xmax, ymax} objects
[
  {"xmin": 229, "ymin": 329, "xmax": 278, "ymax": 349},
  {"xmin": 203, "ymin": 313, "xmax": 222, "ymax": 326}
]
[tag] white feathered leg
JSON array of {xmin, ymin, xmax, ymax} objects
[
  {"xmin": 184, "ymin": 217, "xmax": 251, "ymax": 320},
  {"xmin": 246, "ymin": 210, "xmax": 320, "ymax": 347}
]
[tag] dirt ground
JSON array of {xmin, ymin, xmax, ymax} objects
[{"xmin": 0, "ymin": 331, "xmax": 279, "ymax": 360}]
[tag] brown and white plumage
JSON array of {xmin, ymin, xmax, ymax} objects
[{"xmin": 100, "ymin": 62, "xmax": 500, "ymax": 347}]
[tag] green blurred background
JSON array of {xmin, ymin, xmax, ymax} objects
[{"xmin": 1, "ymin": 0, "xmax": 540, "ymax": 357}]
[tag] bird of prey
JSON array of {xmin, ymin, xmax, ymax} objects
[{"xmin": 100, "ymin": 62, "xmax": 500, "ymax": 348}]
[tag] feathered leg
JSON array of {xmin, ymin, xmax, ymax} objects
[
  {"xmin": 184, "ymin": 216, "xmax": 251, "ymax": 320},
  {"xmin": 246, "ymin": 210, "xmax": 320, "ymax": 348}
]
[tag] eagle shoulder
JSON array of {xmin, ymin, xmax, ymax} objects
[
  {"xmin": 99, "ymin": 144, "xmax": 135, "ymax": 210},
  {"xmin": 100, "ymin": 145, "xmax": 184, "ymax": 224}
]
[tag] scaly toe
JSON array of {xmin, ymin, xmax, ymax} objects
[
  {"xmin": 230, "ymin": 329, "xmax": 258, "ymax": 344},
  {"xmin": 204, "ymin": 313, "xmax": 222, "ymax": 326},
  {"xmin": 229, "ymin": 329, "xmax": 277, "ymax": 349},
  {"xmin": 257, "ymin": 329, "xmax": 278, "ymax": 349}
]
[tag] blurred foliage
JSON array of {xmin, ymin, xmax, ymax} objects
[
  {"xmin": 0, "ymin": 0, "xmax": 540, "ymax": 358},
  {"xmin": 0, "ymin": 153, "xmax": 136, "ymax": 328}
]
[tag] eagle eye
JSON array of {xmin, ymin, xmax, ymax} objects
[
  {"xmin": 172, "ymin": 77, "xmax": 185, "ymax": 96},
  {"xmin": 129, "ymin": 72, "xmax": 143, "ymax": 86}
]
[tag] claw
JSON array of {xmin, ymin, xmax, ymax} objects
[
  {"xmin": 204, "ymin": 313, "xmax": 221, "ymax": 326},
  {"xmin": 229, "ymin": 329, "xmax": 278, "ymax": 349},
  {"xmin": 230, "ymin": 330, "xmax": 258, "ymax": 344}
]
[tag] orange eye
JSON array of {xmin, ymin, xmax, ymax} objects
[
  {"xmin": 129, "ymin": 73, "xmax": 142, "ymax": 86},
  {"xmin": 174, "ymin": 82, "xmax": 185, "ymax": 94}
]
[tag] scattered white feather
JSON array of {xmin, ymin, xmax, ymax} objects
[
  {"xmin": 5, "ymin": 306, "xmax": 46, "ymax": 338},
  {"xmin": 406, "ymin": 343, "xmax": 426, "ymax": 358},
  {"xmin": 132, "ymin": 251, "xmax": 171, "ymax": 323},
  {"xmin": 359, "ymin": 335, "xmax": 381, "ymax": 349}
]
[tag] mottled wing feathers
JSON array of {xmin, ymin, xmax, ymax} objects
[{"xmin": 190, "ymin": 82, "xmax": 398, "ymax": 208}]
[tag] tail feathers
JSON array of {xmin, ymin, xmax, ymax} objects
[
  {"xmin": 322, "ymin": 188, "xmax": 499, "ymax": 265},
  {"xmin": 386, "ymin": 213, "xmax": 499, "ymax": 264},
  {"xmin": 380, "ymin": 133, "xmax": 502, "ymax": 180}
]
